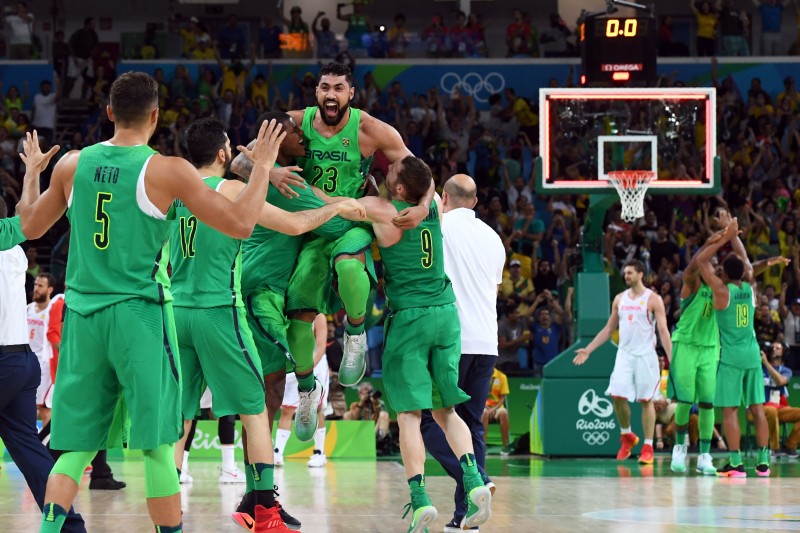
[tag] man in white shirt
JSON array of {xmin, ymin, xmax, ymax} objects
[
  {"xmin": 0, "ymin": 199, "xmax": 86, "ymax": 532},
  {"xmin": 420, "ymin": 174, "xmax": 506, "ymax": 532},
  {"xmin": 32, "ymin": 80, "xmax": 58, "ymax": 144},
  {"xmin": 27, "ymin": 272, "xmax": 59, "ymax": 425},
  {"xmin": 5, "ymin": 1, "xmax": 34, "ymax": 59}
]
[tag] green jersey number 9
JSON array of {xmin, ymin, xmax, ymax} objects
[{"xmin": 420, "ymin": 229, "xmax": 433, "ymax": 269}]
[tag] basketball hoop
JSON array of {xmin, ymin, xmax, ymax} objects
[{"xmin": 607, "ymin": 170, "xmax": 655, "ymax": 222}]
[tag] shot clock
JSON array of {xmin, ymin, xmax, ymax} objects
[{"xmin": 580, "ymin": 16, "xmax": 657, "ymax": 85}]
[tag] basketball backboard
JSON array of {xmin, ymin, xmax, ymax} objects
[{"xmin": 535, "ymin": 87, "xmax": 719, "ymax": 196}]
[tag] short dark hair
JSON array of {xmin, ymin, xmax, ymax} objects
[
  {"xmin": 319, "ymin": 62, "xmax": 353, "ymax": 86},
  {"xmin": 37, "ymin": 272, "xmax": 56, "ymax": 288},
  {"xmin": 723, "ymin": 254, "xmax": 745, "ymax": 281},
  {"xmin": 110, "ymin": 72, "xmax": 159, "ymax": 125},
  {"xmin": 184, "ymin": 117, "xmax": 227, "ymax": 167},
  {"xmin": 256, "ymin": 110, "xmax": 291, "ymax": 131},
  {"xmin": 396, "ymin": 156, "xmax": 432, "ymax": 204},
  {"xmin": 624, "ymin": 260, "xmax": 646, "ymax": 274}
]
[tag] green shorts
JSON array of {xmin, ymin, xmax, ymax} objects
[
  {"xmin": 286, "ymin": 226, "xmax": 377, "ymax": 314},
  {"xmin": 245, "ymin": 290, "xmax": 295, "ymax": 376},
  {"xmin": 175, "ymin": 305, "xmax": 265, "ymax": 419},
  {"xmin": 715, "ymin": 362, "xmax": 766, "ymax": 408},
  {"xmin": 51, "ymin": 299, "xmax": 182, "ymax": 451},
  {"xmin": 381, "ymin": 303, "xmax": 470, "ymax": 413},
  {"xmin": 667, "ymin": 342, "xmax": 719, "ymax": 405}
]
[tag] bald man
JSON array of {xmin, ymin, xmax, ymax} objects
[{"xmin": 420, "ymin": 174, "xmax": 506, "ymax": 532}]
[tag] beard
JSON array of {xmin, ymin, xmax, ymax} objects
[
  {"xmin": 223, "ymin": 151, "xmax": 232, "ymax": 174},
  {"xmin": 319, "ymin": 99, "xmax": 350, "ymax": 126},
  {"xmin": 33, "ymin": 293, "xmax": 48, "ymax": 304}
]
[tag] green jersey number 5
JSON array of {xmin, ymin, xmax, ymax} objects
[{"xmin": 94, "ymin": 192, "xmax": 112, "ymax": 250}]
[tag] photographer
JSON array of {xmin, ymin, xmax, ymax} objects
[{"xmin": 344, "ymin": 382, "xmax": 390, "ymax": 441}]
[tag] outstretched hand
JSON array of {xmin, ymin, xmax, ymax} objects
[
  {"xmin": 236, "ymin": 119, "xmax": 285, "ymax": 170},
  {"xmin": 20, "ymin": 130, "xmax": 60, "ymax": 174},
  {"xmin": 573, "ymin": 348, "xmax": 590, "ymax": 366}
]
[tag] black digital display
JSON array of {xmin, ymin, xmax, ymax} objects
[{"xmin": 581, "ymin": 16, "xmax": 657, "ymax": 85}]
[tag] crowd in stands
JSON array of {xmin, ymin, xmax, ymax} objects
[{"xmin": 3, "ymin": 1, "xmax": 800, "ymax": 62}]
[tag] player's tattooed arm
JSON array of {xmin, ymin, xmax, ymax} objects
[{"xmin": 230, "ymin": 140, "xmax": 256, "ymax": 179}]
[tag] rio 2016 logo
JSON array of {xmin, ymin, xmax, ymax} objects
[
  {"xmin": 439, "ymin": 72, "xmax": 506, "ymax": 103},
  {"xmin": 577, "ymin": 389, "xmax": 615, "ymax": 446}
]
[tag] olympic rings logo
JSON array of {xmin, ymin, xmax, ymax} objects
[
  {"xmin": 439, "ymin": 72, "xmax": 506, "ymax": 103},
  {"xmin": 578, "ymin": 389, "xmax": 614, "ymax": 418},
  {"xmin": 582, "ymin": 431, "xmax": 610, "ymax": 446}
]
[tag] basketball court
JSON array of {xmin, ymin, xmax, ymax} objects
[{"xmin": 1, "ymin": 456, "xmax": 799, "ymax": 531}]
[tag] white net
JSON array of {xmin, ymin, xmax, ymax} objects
[{"xmin": 607, "ymin": 171, "xmax": 655, "ymax": 222}]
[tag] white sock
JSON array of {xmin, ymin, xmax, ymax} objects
[
  {"xmin": 275, "ymin": 428, "xmax": 291, "ymax": 455},
  {"xmin": 314, "ymin": 426, "xmax": 327, "ymax": 454},
  {"xmin": 221, "ymin": 444, "xmax": 236, "ymax": 472},
  {"xmin": 620, "ymin": 427, "xmax": 631, "ymax": 435},
  {"xmin": 182, "ymin": 450, "xmax": 190, "ymax": 472},
  {"xmin": 644, "ymin": 439, "xmax": 653, "ymax": 446}
]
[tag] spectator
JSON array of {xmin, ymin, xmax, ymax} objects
[
  {"xmin": 191, "ymin": 34, "xmax": 215, "ymax": 60},
  {"xmin": 449, "ymin": 11, "xmax": 471, "ymax": 58},
  {"xmin": 466, "ymin": 12, "xmax": 488, "ymax": 57},
  {"xmin": 250, "ymin": 70, "xmax": 271, "ymax": 108},
  {"xmin": 170, "ymin": 14, "xmax": 201, "ymax": 58},
  {"xmin": 313, "ymin": 12, "xmax": 339, "ymax": 59},
  {"xmin": 752, "ymin": 0, "xmax": 790, "ymax": 55},
  {"xmin": 718, "ymin": 0, "xmax": 751, "ymax": 56},
  {"xmin": 215, "ymin": 47, "xmax": 255, "ymax": 104},
  {"xmin": 756, "ymin": 302, "xmax": 782, "ymax": 343},
  {"xmin": 779, "ymin": 293, "xmax": 800, "ymax": 368},
  {"xmin": 337, "ymin": 1, "xmax": 372, "ymax": 54},
  {"xmin": 497, "ymin": 300, "xmax": 531, "ymax": 373},
  {"xmin": 482, "ymin": 367, "xmax": 511, "ymax": 456},
  {"xmin": 343, "ymin": 382, "xmax": 391, "ymax": 442},
  {"xmin": 513, "ymin": 202, "xmax": 545, "ymax": 250},
  {"xmin": 423, "ymin": 14, "xmax": 449, "ymax": 58},
  {"xmin": 504, "ymin": 88, "xmax": 537, "ymax": 142},
  {"xmin": 283, "ymin": 5, "xmax": 312, "ymax": 59},
  {"xmin": 139, "ymin": 27, "xmax": 158, "ymax": 59},
  {"xmin": 501, "ymin": 259, "xmax": 535, "ymax": 314},
  {"xmin": 258, "ymin": 15, "xmax": 282, "ymax": 59},
  {"xmin": 690, "ymin": 0, "xmax": 718, "ymax": 56},
  {"xmin": 51, "ymin": 31, "xmax": 69, "ymax": 81},
  {"xmin": 761, "ymin": 342, "xmax": 800, "ymax": 455},
  {"xmin": 435, "ymin": 91, "xmax": 476, "ymax": 172},
  {"xmin": 66, "ymin": 17, "xmax": 98, "ymax": 100},
  {"xmin": 5, "ymin": 1, "xmax": 34, "ymax": 60},
  {"xmin": 168, "ymin": 64, "xmax": 193, "ymax": 101},
  {"xmin": 31, "ymin": 79, "xmax": 58, "ymax": 144},
  {"xmin": 217, "ymin": 14, "xmax": 247, "ymax": 59},
  {"xmin": 649, "ymin": 224, "xmax": 681, "ymax": 273},
  {"xmin": 533, "ymin": 258, "xmax": 558, "ymax": 297},
  {"xmin": 387, "ymin": 14, "xmax": 409, "ymax": 58},
  {"xmin": 530, "ymin": 295, "xmax": 564, "ymax": 375},
  {"xmin": 505, "ymin": 8, "xmax": 531, "ymax": 57},
  {"xmin": 2, "ymin": 81, "xmax": 27, "ymax": 111}
]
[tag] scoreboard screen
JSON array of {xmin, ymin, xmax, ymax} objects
[{"xmin": 580, "ymin": 16, "xmax": 657, "ymax": 85}]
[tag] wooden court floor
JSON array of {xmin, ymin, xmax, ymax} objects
[{"xmin": 2, "ymin": 455, "xmax": 800, "ymax": 532}]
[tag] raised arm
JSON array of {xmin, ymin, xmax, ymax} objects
[
  {"xmin": 682, "ymin": 228, "xmax": 725, "ymax": 298},
  {"xmin": 752, "ymin": 255, "xmax": 791, "ymax": 277},
  {"xmin": 573, "ymin": 294, "xmax": 621, "ymax": 365},
  {"xmin": 18, "ymin": 131, "xmax": 66, "ymax": 239}
]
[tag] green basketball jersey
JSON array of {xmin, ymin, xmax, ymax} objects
[
  {"xmin": 66, "ymin": 142, "xmax": 170, "ymax": 315},
  {"xmin": 170, "ymin": 176, "xmax": 242, "ymax": 308},
  {"xmin": 241, "ymin": 166, "xmax": 356, "ymax": 296},
  {"xmin": 671, "ymin": 282, "xmax": 719, "ymax": 348},
  {"xmin": 378, "ymin": 201, "xmax": 455, "ymax": 311},
  {"xmin": 716, "ymin": 281, "xmax": 760, "ymax": 369},
  {"xmin": 298, "ymin": 106, "xmax": 372, "ymax": 199}
]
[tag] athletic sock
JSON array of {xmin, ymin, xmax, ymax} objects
[
  {"xmin": 620, "ymin": 427, "xmax": 631, "ymax": 435},
  {"xmin": 154, "ymin": 525, "xmax": 182, "ymax": 533},
  {"xmin": 758, "ymin": 446, "xmax": 770, "ymax": 465},
  {"xmin": 251, "ymin": 463, "xmax": 275, "ymax": 492},
  {"xmin": 674, "ymin": 403, "xmax": 691, "ymax": 445},
  {"xmin": 335, "ymin": 259, "xmax": 369, "ymax": 334},
  {"xmin": 274, "ymin": 428, "xmax": 291, "ymax": 455},
  {"xmin": 182, "ymin": 450, "xmax": 190, "ymax": 472},
  {"xmin": 296, "ymin": 370, "xmax": 315, "ymax": 392},
  {"xmin": 729, "ymin": 450, "xmax": 743, "ymax": 466},
  {"xmin": 698, "ymin": 407, "xmax": 714, "ymax": 454},
  {"xmin": 244, "ymin": 460, "xmax": 254, "ymax": 493},
  {"xmin": 313, "ymin": 426, "xmax": 327, "ymax": 453},
  {"xmin": 40, "ymin": 503, "xmax": 67, "ymax": 532},
  {"xmin": 644, "ymin": 439, "xmax": 653, "ymax": 446},
  {"xmin": 221, "ymin": 445, "xmax": 236, "ymax": 472},
  {"xmin": 287, "ymin": 319, "xmax": 315, "ymax": 377},
  {"xmin": 218, "ymin": 415, "xmax": 235, "ymax": 445},
  {"xmin": 407, "ymin": 474, "xmax": 431, "ymax": 509}
]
